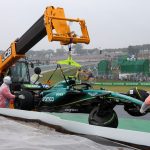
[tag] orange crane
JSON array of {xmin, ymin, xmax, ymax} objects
[{"xmin": 0, "ymin": 6, "xmax": 90, "ymax": 77}]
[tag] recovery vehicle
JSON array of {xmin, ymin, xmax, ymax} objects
[{"xmin": 0, "ymin": 6, "xmax": 90, "ymax": 109}]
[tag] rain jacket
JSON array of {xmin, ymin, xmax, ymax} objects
[{"xmin": 0, "ymin": 83, "xmax": 15, "ymax": 108}]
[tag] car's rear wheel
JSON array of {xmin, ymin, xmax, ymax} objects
[{"xmin": 88, "ymin": 106, "xmax": 118, "ymax": 128}]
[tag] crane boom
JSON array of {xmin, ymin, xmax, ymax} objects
[{"xmin": 0, "ymin": 6, "xmax": 90, "ymax": 75}]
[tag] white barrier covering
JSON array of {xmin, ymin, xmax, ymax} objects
[
  {"xmin": 1, "ymin": 116, "xmax": 119, "ymax": 150},
  {"xmin": 0, "ymin": 108, "xmax": 150, "ymax": 147}
]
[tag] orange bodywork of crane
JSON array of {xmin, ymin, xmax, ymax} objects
[
  {"xmin": 0, "ymin": 6, "xmax": 90, "ymax": 76},
  {"xmin": 44, "ymin": 6, "xmax": 90, "ymax": 44},
  {"xmin": 0, "ymin": 42, "xmax": 25, "ymax": 76}
]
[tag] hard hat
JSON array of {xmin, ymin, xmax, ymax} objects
[{"xmin": 3, "ymin": 76, "xmax": 12, "ymax": 85}]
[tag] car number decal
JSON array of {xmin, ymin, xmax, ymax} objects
[{"xmin": 42, "ymin": 97, "xmax": 54, "ymax": 102}]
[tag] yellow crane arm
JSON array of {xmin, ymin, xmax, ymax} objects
[
  {"xmin": 0, "ymin": 6, "xmax": 90, "ymax": 76},
  {"xmin": 44, "ymin": 6, "xmax": 90, "ymax": 45}
]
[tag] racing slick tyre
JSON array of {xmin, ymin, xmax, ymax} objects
[
  {"xmin": 125, "ymin": 88, "xmax": 149, "ymax": 116},
  {"xmin": 88, "ymin": 107, "xmax": 118, "ymax": 128},
  {"xmin": 14, "ymin": 90, "xmax": 34, "ymax": 110},
  {"xmin": 124, "ymin": 104, "xmax": 145, "ymax": 116}
]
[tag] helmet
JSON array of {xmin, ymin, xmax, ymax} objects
[{"xmin": 3, "ymin": 76, "xmax": 12, "ymax": 85}]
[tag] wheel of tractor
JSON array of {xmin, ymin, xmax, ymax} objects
[
  {"xmin": 88, "ymin": 106, "xmax": 118, "ymax": 128},
  {"xmin": 14, "ymin": 90, "xmax": 34, "ymax": 110}
]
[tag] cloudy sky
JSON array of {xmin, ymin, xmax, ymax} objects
[{"xmin": 0, "ymin": 0, "xmax": 150, "ymax": 51}]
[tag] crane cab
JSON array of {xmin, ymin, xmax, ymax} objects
[{"xmin": 7, "ymin": 60, "xmax": 31, "ymax": 91}]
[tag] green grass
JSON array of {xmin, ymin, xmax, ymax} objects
[
  {"xmin": 40, "ymin": 68, "xmax": 150, "ymax": 93},
  {"xmin": 94, "ymin": 85, "xmax": 150, "ymax": 93},
  {"xmin": 39, "ymin": 67, "xmax": 78, "ymax": 85}
]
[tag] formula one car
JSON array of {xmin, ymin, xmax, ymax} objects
[{"xmin": 14, "ymin": 64, "xmax": 150, "ymax": 128}]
